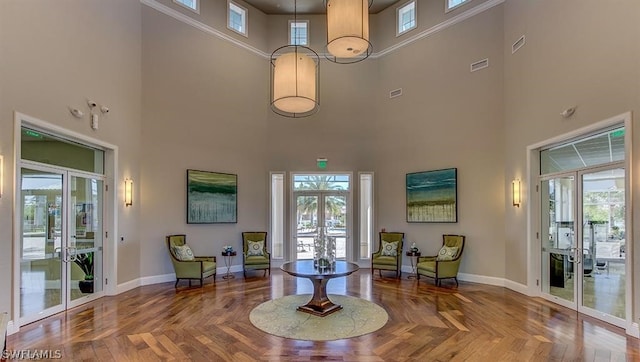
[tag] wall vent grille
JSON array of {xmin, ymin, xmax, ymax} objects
[
  {"xmin": 390, "ymin": 88, "xmax": 403, "ymax": 98},
  {"xmin": 512, "ymin": 35, "xmax": 526, "ymax": 54},
  {"xmin": 470, "ymin": 58, "xmax": 489, "ymax": 72}
]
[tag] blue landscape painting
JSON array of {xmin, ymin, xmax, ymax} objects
[
  {"xmin": 406, "ymin": 168, "xmax": 457, "ymax": 222},
  {"xmin": 187, "ymin": 170, "xmax": 237, "ymax": 223}
]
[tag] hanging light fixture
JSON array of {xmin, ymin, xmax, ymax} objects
[
  {"xmin": 325, "ymin": 0, "xmax": 373, "ymax": 64},
  {"xmin": 270, "ymin": 0, "xmax": 319, "ymax": 118}
]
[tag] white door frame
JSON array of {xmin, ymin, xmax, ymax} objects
[
  {"xmin": 526, "ymin": 111, "xmax": 635, "ymax": 336},
  {"xmin": 12, "ymin": 112, "xmax": 119, "ymax": 330}
]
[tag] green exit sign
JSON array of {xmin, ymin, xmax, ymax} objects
[
  {"xmin": 611, "ymin": 129, "xmax": 625, "ymax": 138},
  {"xmin": 317, "ymin": 158, "xmax": 327, "ymax": 169}
]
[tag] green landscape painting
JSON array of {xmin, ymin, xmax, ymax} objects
[
  {"xmin": 406, "ymin": 168, "xmax": 457, "ymax": 223},
  {"xmin": 187, "ymin": 170, "xmax": 237, "ymax": 223}
]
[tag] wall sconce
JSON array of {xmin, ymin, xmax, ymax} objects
[
  {"xmin": 124, "ymin": 178, "xmax": 133, "ymax": 207},
  {"xmin": 512, "ymin": 179, "xmax": 521, "ymax": 207},
  {"xmin": 0, "ymin": 155, "xmax": 3, "ymax": 198}
]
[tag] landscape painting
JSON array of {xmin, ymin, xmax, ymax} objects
[
  {"xmin": 187, "ymin": 170, "xmax": 237, "ymax": 224},
  {"xmin": 406, "ymin": 168, "xmax": 457, "ymax": 223}
]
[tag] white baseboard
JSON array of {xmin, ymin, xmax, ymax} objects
[
  {"xmin": 116, "ymin": 267, "xmax": 245, "ymax": 294},
  {"xmin": 457, "ymin": 272, "xmax": 505, "ymax": 287},
  {"xmin": 7, "ymin": 320, "xmax": 18, "ymax": 336},
  {"xmin": 116, "ymin": 277, "xmax": 142, "ymax": 294},
  {"xmin": 140, "ymin": 273, "xmax": 175, "ymax": 286},
  {"xmin": 504, "ymin": 279, "xmax": 530, "ymax": 296},
  {"xmin": 399, "ymin": 268, "xmax": 529, "ymax": 296}
]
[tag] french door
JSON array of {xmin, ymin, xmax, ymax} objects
[
  {"xmin": 540, "ymin": 164, "xmax": 626, "ymax": 326},
  {"xmin": 294, "ymin": 192, "xmax": 348, "ymax": 261},
  {"xmin": 20, "ymin": 163, "xmax": 104, "ymax": 325}
]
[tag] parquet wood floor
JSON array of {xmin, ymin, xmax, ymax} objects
[{"xmin": 7, "ymin": 269, "xmax": 640, "ymax": 361}]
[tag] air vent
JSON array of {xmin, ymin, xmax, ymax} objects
[
  {"xmin": 389, "ymin": 88, "xmax": 403, "ymax": 98},
  {"xmin": 470, "ymin": 58, "xmax": 489, "ymax": 72},
  {"xmin": 512, "ymin": 35, "xmax": 525, "ymax": 54}
]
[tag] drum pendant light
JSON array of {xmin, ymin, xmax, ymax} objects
[
  {"xmin": 325, "ymin": 0, "xmax": 373, "ymax": 64},
  {"xmin": 270, "ymin": 0, "xmax": 320, "ymax": 118}
]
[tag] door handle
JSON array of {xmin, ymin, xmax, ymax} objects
[{"xmin": 63, "ymin": 246, "xmax": 78, "ymax": 263}]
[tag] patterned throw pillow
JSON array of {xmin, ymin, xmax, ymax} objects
[
  {"xmin": 436, "ymin": 246, "xmax": 459, "ymax": 261},
  {"xmin": 380, "ymin": 240, "xmax": 399, "ymax": 256},
  {"xmin": 173, "ymin": 244, "xmax": 195, "ymax": 261},
  {"xmin": 247, "ymin": 240, "xmax": 265, "ymax": 256}
]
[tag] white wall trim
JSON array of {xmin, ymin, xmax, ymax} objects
[
  {"xmin": 7, "ymin": 321, "xmax": 18, "ymax": 336},
  {"xmin": 140, "ymin": 273, "xmax": 176, "ymax": 286},
  {"xmin": 629, "ymin": 323, "xmax": 640, "ymax": 338},
  {"xmin": 116, "ymin": 278, "xmax": 142, "ymax": 294},
  {"xmin": 141, "ymin": 0, "xmax": 268, "ymax": 58},
  {"xmin": 458, "ymin": 272, "xmax": 503, "ymax": 287},
  {"xmin": 141, "ymin": 0, "xmax": 503, "ymax": 61},
  {"xmin": 373, "ymin": 0, "xmax": 504, "ymax": 59},
  {"xmin": 117, "ymin": 266, "xmax": 245, "ymax": 293}
]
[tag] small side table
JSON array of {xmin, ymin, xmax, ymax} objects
[
  {"xmin": 221, "ymin": 251, "xmax": 237, "ymax": 279},
  {"xmin": 406, "ymin": 251, "xmax": 421, "ymax": 279}
]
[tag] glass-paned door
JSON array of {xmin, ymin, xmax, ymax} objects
[
  {"xmin": 294, "ymin": 193, "xmax": 348, "ymax": 260},
  {"xmin": 296, "ymin": 195, "xmax": 318, "ymax": 260},
  {"xmin": 540, "ymin": 167, "xmax": 626, "ymax": 325},
  {"xmin": 293, "ymin": 174, "xmax": 351, "ymax": 261},
  {"xmin": 20, "ymin": 168, "xmax": 65, "ymax": 320},
  {"xmin": 20, "ymin": 166, "xmax": 104, "ymax": 324},
  {"xmin": 324, "ymin": 195, "xmax": 346, "ymax": 259},
  {"xmin": 69, "ymin": 174, "xmax": 103, "ymax": 305},
  {"xmin": 540, "ymin": 175, "xmax": 577, "ymax": 306},
  {"xmin": 580, "ymin": 167, "xmax": 625, "ymax": 320}
]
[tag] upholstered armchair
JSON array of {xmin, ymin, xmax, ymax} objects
[
  {"xmin": 242, "ymin": 232, "xmax": 270, "ymax": 278},
  {"xmin": 371, "ymin": 232, "xmax": 404, "ymax": 278},
  {"xmin": 417, "ymin": 234, "xmax": 465, "ymax": 286},
  {"xmin": 166, "ymin": 234, "xmax": 216, "ymax": 287}
]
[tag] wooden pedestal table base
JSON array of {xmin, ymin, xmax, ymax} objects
[{"xmin": 281, "ymin": 260, "xmax": 360, "ymax": 317}]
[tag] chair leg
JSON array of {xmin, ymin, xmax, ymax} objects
[
  {"xmin": 175, "ymin": 279, "xmax": 179, "ymax": 288},
  {"xmin": 435, "ymin": 278, "xmax": 439, "ymax": 286},
  {"xmin": 263, "ymin": 269, "xmax": 267, "ymax": 277},
  {"xmin": 454, "ymin": 277, "xmax": 458, "ymax": 287},
  {"xmin": 200, "ymin": 278, "xmax": 204, "ymax": 287},
  {"xmin": 188, "ymin": 280, "xmax": 192, "ymax": 287},
  {"xmin": 379, "ymin": 270, "xmax": 382, "ymax": 278}
]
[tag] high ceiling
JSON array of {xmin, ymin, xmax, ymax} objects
[{"xmin": 242, "ymin": 0, "xmax": 401, "ymax": 14}]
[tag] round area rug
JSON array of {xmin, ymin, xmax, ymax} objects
[{"xmin": 249, "ymin": 294, "xmax": 388, "ymax": 341}]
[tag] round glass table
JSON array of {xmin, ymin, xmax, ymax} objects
[{"xmin": 280, "ymin": 260, "xmax": 360, "ymax": 317}]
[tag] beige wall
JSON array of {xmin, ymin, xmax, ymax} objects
[
  {"xmin": 0, "ymin": 0, "xmax": 142, "ymax": 316},
  {"xmin": 372, "ymin": 0, "xmax": 494, "ymax": 52},
  {"xmin": 503, "ymin": 0, "xmax": 640, "ymax": 317},
  {"xmin": 374, "ymin": 5, "xmax": 505, "ymax": 278},
  {"xmin": 155, "ymin": 0, "xmax": 269, "ymax": 53},
  {"xmin": 140, "ymin": 6, "xmax": 270, "ymax": 277}
]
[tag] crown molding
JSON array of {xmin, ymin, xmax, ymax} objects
[
  {"xmin": 141, "ymin": 0, "xmax": 504, "ymax": 60},
  {"xmin": 141, "ymin": 0, "xmax": 269, "ymax": 58}
]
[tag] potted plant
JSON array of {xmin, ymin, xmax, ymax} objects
[{"xmin": 74, "ymin": 252, "xmax": 94, "ymax": 293}]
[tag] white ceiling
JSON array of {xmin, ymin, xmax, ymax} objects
[{"xmin": 242, "ymin": 0, "xmax": 401, "ymax": 14}]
